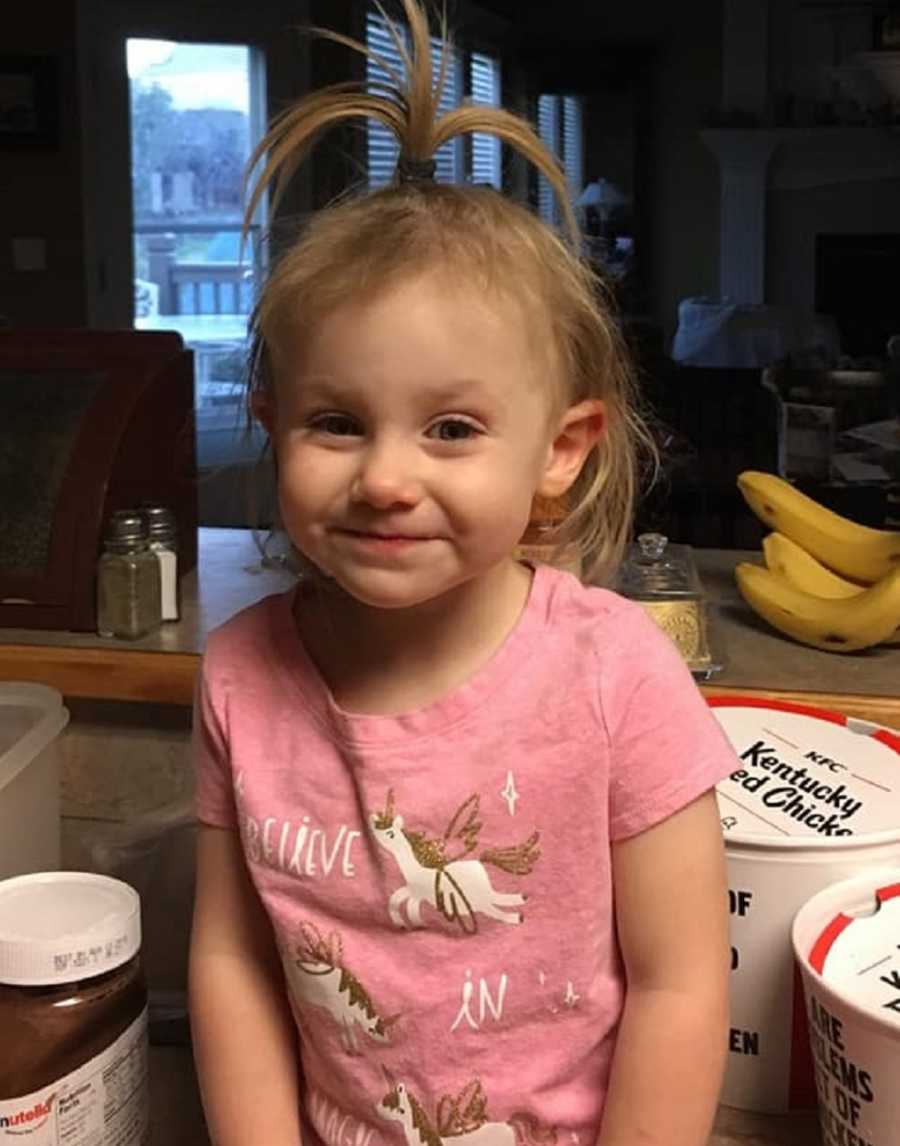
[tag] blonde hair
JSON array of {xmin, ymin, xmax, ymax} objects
[{"xmin": 244, "ymin": 0, "xmax": 655, "ymax": 583}]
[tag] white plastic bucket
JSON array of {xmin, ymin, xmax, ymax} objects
[
  {"xmin": 793, "ymin": 869, "xmax": 900, "ymax": 1146},
  {"xmin": 709, "ymin": 697, "xmax": 900, "ymax": 1113}
]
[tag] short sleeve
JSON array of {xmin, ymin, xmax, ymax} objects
[
  {"xmin": 600, "ymin": 606, "xmax": 739, "ymax": 841},
  {"xmin": 192, "ymin": 656, "xmax": 238, "ymax": 829}
]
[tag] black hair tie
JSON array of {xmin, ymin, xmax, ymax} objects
[{"xmin": 395, "ymin": 155, "xmax": 437, "ymax": 184}]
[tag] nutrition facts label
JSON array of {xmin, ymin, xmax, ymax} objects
[{"xmin": 0, "ymin": 1008, "xmax": 149, "ymax": 1146}]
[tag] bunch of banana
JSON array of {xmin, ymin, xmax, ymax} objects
[
  {"xmin": 737, "ymin": 471, "xmax": 900, "ymax": 582},
  {"xmin": 762, "ymin": 533, "xmax": 899, "ymax": 644},
  {"xmin": 734, "ymin": 471, "xmax": 900, "ymax": 653}
]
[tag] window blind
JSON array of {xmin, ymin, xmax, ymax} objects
[
  {"xmin": 537, "ymin": 94, "xmax": 559, "ymax": 224},
  {"xmin": 366, "ymin": 9, "xmax": 500, "ymax": 189},
  {"xmin": 366, "ymin": 12, "xmax": 404, "ymax": 188},
  {"xmin": 470, "ymin": 52, "xmax": 501, "ymax": 189},
  {"xmin": 537, "ymin": 93, "xmax": 583, "ymax": 225},
  {"xmin": 430, "ymin": 37, "xmax": 464, "ymax": 184},
  {"xmin": 562, "ymin": 96, "xmax": 583, "ymax": 200}
]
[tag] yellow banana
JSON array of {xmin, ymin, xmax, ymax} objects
[
  {"xmin": 761, "ymin": 532, "xmax": 900, "ymax": 644},
  {"xmin": 761, "ymin": 533, "xmax": 862, "ymax": 598},
  {"xmin": 737, "ymin": 470, "xmax": 900, "ymax": 584},
  {"xmin": 735, "ymin": 561, "xmax": 900, "ymax": 652}
]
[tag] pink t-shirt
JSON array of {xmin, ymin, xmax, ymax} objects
[{"xmin": 194, "ymin": 564, "xmax": 737, "ymax": 1146}]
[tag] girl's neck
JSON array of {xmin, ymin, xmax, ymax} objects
[{"xmin": 294, "ymin": 559, "xmax": 533, "ymax": 715}]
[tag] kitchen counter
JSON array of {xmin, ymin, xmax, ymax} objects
[
  {"xmin": 149, "ymin": 1046, "xmax": 823, "ymax": 1146},
  {"xmin": 1, "ymin": 529, "xmax": 897, "ymax": 728}
]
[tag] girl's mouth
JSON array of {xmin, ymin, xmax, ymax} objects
[{"xmin": 338, "ymin": 529, "xmax": 433, "ymax": 551}]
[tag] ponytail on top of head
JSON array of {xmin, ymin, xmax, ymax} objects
[
  {"xmin": 244, "ymin": 0, "xmax": 656, "ymax": 585},
  {"xmin": 244, "ymin": 0, "xmax": 577, "ymax": 244}
]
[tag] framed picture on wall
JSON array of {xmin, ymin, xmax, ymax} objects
[{"xmin": 0, "ymin": 55, "xmax": 59, "ymax": 149}]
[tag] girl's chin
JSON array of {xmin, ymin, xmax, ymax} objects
[{"xmin": 321, "ymin": 568, "xmax": 470, "ymax": 612}]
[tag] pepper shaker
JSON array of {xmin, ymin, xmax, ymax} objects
[{"xmin": 96, "ymin": 510, "xmax": 162, "ymax": 639}]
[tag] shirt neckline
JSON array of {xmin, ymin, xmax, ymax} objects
[{"xmin": 270, "ymin": 564, "xmax": 554, "ymax": 747}]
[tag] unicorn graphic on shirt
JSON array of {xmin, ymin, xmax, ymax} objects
[
  {"xmin": 370, "ymin": 791, "xmax": 540, "ymax": 934},
  {"xmin": 377, "ymin": 1075, "xmax": 557, "ymax": 1146},
  {"xmin": 283, "ymin": 922, "xmax": 400, "ymax": 1054}
]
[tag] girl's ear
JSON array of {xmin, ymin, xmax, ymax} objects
[
  {"xmin": 537, "ymin": 399, "xmax": 606, "ymax": 499},
  {"xmin": 250, "ymin": 389, "xmax": 277, "ymax": 437}
]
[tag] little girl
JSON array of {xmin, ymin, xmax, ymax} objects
[{"xmin": 189, "ymin": 4, "xmax": 736, "ymax": 1145}]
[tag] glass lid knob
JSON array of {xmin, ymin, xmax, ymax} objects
[{"xmin": 637, "ymin": 532, "xmax": 668, "ymax": 561}]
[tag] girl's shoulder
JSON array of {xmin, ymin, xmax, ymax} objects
[
  {"xmin": 538, "ymin": 565, "xmax": 698, "ymax": 697},
  {"xmin": 537, "ymin": 564, "xmax": 666, "ymax": 644},
  {"xmin": 202, "ymin": 587, "xmax": 297, "ymax": 680}
]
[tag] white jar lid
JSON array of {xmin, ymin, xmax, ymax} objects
[{"xmin": 0, "ymin": 871, "xmax": 140, "ymax": 986}]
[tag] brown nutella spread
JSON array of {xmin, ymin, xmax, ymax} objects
[
  {"xmin": 0, "ymin": 956, "xmax": 145, "ymax": 1098},
  {"xmin": 0, "ymin": 872, "xmax": 149, "ymax": 1144}
]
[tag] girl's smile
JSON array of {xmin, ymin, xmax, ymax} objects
[{"xmin": 333, "ymin": 529, "xmax": 440, "ymax": 555}]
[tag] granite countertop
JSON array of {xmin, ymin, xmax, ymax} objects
[{"xmin": 150, "ymin": 1047, "xmax": 822, "ymax": 1146}]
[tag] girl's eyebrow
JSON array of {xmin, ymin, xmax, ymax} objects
[
  {"xmin": 423, "ymin": 378, "xmax": 493, "ymax": 404},
  {"xmin": 297, "ymin": 375, "xmax": 494, "ymax": 404}
]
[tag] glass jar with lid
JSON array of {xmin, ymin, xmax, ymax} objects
[
  {"xmin": 617, "ymin": 532, "xmax": 722, "ymax": 678},
  {"xmin": 96, "ymin": 510, "xmax": 162, "ymax": 639},
  {"xmin": 0, "ymin": 872, "xmax": 149, "ymax": 1143}
]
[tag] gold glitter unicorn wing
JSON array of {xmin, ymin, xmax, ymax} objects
[
  {"xmin": 433, "ymin": 869, "xmax": 477, "ymax": 934},
  {"xmin": 295, "ymin": 920, "xmax": 330, "ymax": 964},
  {"xmin": 437, "ymin": 1080, "xmax": 488, "ymax": 1137},
  {"xmin": 455, "ymin": 1079, "xmax": 488, "ymax": 1131},
  {"xmin": 441, "ymin": 793, "xmax": 482, "ymax": 859},
  {"xmin": 327, "ymin": 929, "xmax": 344, "ymax": 967}
]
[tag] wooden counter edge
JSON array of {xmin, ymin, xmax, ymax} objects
[
  {"xmin": 0, "ymin": 644, "xmax": 200, "ymax": 705},
  {"xmin": 699, "ymin": 684, "xmax": 900, "ymax": 732},
  {"xmin": 1, "ymin": 643, "xmax": 898, "ymax": 731}
]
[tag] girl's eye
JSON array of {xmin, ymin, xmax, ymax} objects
[
  {"xmin": 427, "ymin": 418, "xmax": 481, "ymax": 442},
  {"xmin": 308, "ymin": 412, "xmax": 360, "ymax": 437}
]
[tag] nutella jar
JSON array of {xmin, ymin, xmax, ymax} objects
[{"xmin": 0, "ymin": 872, "xmax": 149, "ymax": 1145}]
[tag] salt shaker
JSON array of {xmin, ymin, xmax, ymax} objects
[
  {"xmin": 142, "ymin": 505, "xmax": 179, "ymax": 622},
  {"xmin": 96, "ymin": 511, "xmax": 162, "ymax": 639}
]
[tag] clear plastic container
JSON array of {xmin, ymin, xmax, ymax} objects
[
  {"xmin": 0, "ymin": 684, "xmax": 69, "ymax": 879},
  {"xmin": 617, "ymin": 532, "xmax": 722, "ymax": 678}
]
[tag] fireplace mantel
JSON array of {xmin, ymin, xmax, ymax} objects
[
  {"xmin": 703, "ymin": 125, "xmax": 900, "ymax": 187},
  {"xmin": 702, "ymin": 125, "xmax": 900, "ymax": 304}
]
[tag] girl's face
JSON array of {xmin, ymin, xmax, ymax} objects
[{"xmin": 256, "ymin": 272, "xmax": 599, "ymax": 611}]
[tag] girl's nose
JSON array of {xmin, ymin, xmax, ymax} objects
[{"xmin": 350, "ymin": 438, "xmax": 422, "ymax": 509}]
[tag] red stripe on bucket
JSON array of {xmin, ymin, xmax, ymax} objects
[
  {"xmin": 705, "ymin": 696, "xmax": 847, "ymax": 725},
  {"xmin": 809, "ymin": 912, "xmax": 853, "ymax": 973},
  {"xmin": 877, "ymin": 881, "xmax": 900, "ymax": 904},
  {"xmin": 788, "ymin": 961, "xmax": 818, "ymax": 1109},
  {"xmin": 873, "ymin": 728, "xmax": 900, "ymax": 753}
]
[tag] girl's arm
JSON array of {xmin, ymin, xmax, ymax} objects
[
  {"xmin": 189, "ymin": 823, "xmax": 303, "ymax": 1146},
  {"xmin": 597, "ymin": 790, "xmax": 730, "ymax": 1146}
]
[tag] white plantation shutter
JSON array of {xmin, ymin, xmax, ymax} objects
[
  {"xmin": 366, "ymin": 12, "xmax": 405, "ymax": 187},
  {"xmin": 562, "ymin": 96, "xmax": 583, "ymax": 200},
  {"xmin": 366, "ymin": 8, "xmax": 500, "ymax": 188},
  {"xmin": 430, "ymin": 37, "xmax": 464, "ymax": 184},
  {"xmin": 537, "ymin": 93, "xmax": 584, "ymax": 225},
  {"xmin": 470, "ymin": 52, "xmax": 501, "ymax": 188},
  {"xmin": 537, "ymin": 94, "xmax": 559, "ymax": 223}
]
